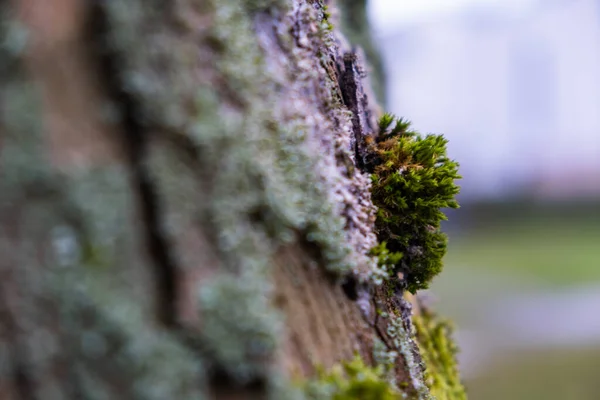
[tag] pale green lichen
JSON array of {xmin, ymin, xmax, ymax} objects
[
  {"xmin": 50, "ymin": 168, "xmax": 206, "ymax": 398},
  {"xmin": 50, "ymin": 169, "xmax": 206, "ymax": 398},
  {"xmin": 1, "ymin": 5, "xmax": 207, "ymax": 395},
  {"xmin": 2, "ymin": 1, "xmax": 465, "ymax": 398},
  {"xmin": 0, "ymin": 40, "xmax": 47, "ymax": 194},
  {"xmin": 372, "ymin": 337, "xmax": 399, "ymax": 387},
  {"xmin": 383, "ymin": 312, "xmax": 430, "ymax": 400},
  {"xmin": 1, "ymin": 14, "xmax": 28, "ymax": 60},
  {"xmin": 196, "ymin": 273, "xmax": 283, "ymax": 383},
  {"xmin": 99, "ymin": 0, "xmax": 370, "ymax": 391},
  {"xmin": 1, "ymin": 10, "xmax": 60, "ymax": 393},
  {"xmin": 102, "ymin": 0, "xmax": 357, "ymax": 275},
  {"xmin": 54, "ymin": 264, "xmax": 207, "ymax": 399}
]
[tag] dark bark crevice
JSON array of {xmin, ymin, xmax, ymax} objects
[
  {"xmin": 4, "ymin": 329, "xmax": 34, "ymax": 400},
  {"xmin": 0, "ymin": 273, "xmax": 34, "ymax": 400},
  {"xmin": 336, "ymin": 50, "xmax": 375, "ymax": 171},
  {"xmin": 337, "ymin": 52, "xmax": 364, "ymax": 168},
  {"xmin": 86, "ymin": 3, "xmax": 178, "ymax": 328}
]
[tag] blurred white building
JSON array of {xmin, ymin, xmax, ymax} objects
[{"xmin": 372, "ymin": 0, "xmax": 600, "ymax": 200}]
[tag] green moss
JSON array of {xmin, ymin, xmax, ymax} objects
[
  {"xmin": 413, "ymin": 307, "xmax": 466, "ymax": 400},
  {"xmin": 369, "ymin": 242, "xmax": 403, "ymax": 274},
  {"xmin": 368, "ymin": 114, "xmax": 460, "ymax": 293},
  {"xmin": 321, "ymin": 4, "xmax": 335, "ymax": 34},
  {"xmin": 303, "ymin": 356, "xmax": 401, "ymax": 400}
]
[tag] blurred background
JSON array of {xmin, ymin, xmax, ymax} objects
[{"xmin": 366, "ymin": 0, "xmax": 600, "ymax": 398}]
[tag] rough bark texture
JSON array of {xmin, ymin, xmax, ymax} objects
[
  {"xmin": 0, "ymin": 1, "xmax": 461, "ymax": 399},
  {"xmin": 336, "ymin": 0, "xmax": 386, "ymax": 105}
]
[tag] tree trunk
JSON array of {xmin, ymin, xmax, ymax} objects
[{"xmin": 0, "ymin": 1, "xmax": 463, "ymax": 399}]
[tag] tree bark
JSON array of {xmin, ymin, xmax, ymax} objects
[{"xmin": 0, "ymin": 1, "xmax": 461, "ymax": 399}]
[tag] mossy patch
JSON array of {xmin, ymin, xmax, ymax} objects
[
  {"xmin": 413, "ymin": 306, "xmax": 466, "ymax": 400},
  {"xmin": 367, "ymin": 114, "xmax": 460, "ymax": 293},
  {"xmin": 303, "ymin": 356, "xmax": 401, "ymax": 400}
]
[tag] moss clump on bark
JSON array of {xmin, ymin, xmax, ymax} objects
[
  {"xmin": 413, "ymin": 306, "xmax": 467, "ymax": 400},
  {"xmin": 367, "ymin": 113, "xmax": 461, "ymax": 293},
  {"xmin": 303, "ymin": 356, "xmax": 401, "ymax": 400}
]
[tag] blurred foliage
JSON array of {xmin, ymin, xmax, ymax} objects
[
  {"xmin": 466, "ymin": 347, "xmax": 600, "ymax": 400},
  {"xmin": 445, "ymin": 201, "xmax": 600, "ymax": 285},
  {"xmin": 437, "ymin": 201, "xmax": 600, "ymax": 400}
]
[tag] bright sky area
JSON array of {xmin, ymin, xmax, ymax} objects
[{"xmin": 368, "ymin": 0, "xmax": 539, "ymax": 33}]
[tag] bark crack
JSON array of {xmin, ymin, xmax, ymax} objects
[
  {"xmin": 371, "ymin": 297, "xmax": 394, "ymax": 351},
  {"xmin": 0, "ymin": 278, "xmax": 35, "ymax": 400},
  {"xmin": 87, "ymin": 4, "xmax": 178, "ymax": 327},
  {"xmin": 337, "ymin": 50, "xmax": 374, "ymax": 171}
]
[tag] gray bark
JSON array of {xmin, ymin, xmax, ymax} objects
[{"xmin": 0, "ymin": 1, "xmax": 431, "ymax": 399}]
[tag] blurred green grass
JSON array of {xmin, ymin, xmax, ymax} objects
[
  {"xmin": 437, "ymin": 201, "xmax": 600, "ymax": 400},
  {"xmin": 466, "ymin": 347, "xmax": 600, "ymax": 400},
  {"xmin": 444, "ymin": 201, "xmax": 600, "ymax": 285}
]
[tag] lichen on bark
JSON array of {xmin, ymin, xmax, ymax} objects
[{"xmin": 0, "ymin": 0, "xmax": 465, "ymax": 398}]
